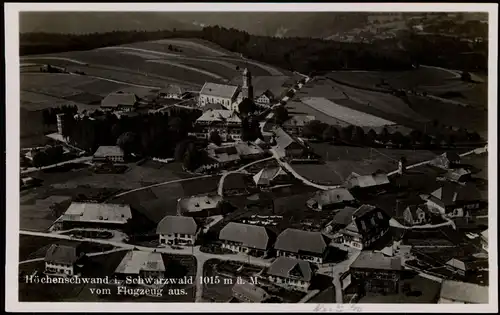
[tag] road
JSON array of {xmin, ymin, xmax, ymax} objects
[{"xmin": 21, "ymin": 156, "xmax": 92, "ymax": 175}]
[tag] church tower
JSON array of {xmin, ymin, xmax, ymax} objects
[{"xmin": 242, "ymin": 68, "xmax": 254, "ymax": 100}]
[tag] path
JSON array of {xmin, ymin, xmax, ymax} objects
[
  {"xmin": 84, "ymin": 74, "xmax": 162, "ymax": 90},
  {"xmin": 21, "ymin": 156, "xmax": 92, "ymax": 175},
  {"xmin": 146, "ymin": 59, "xmax": 226, "ymax": 81},
  {"xmin": 298, "ymin": 289, "xmax": 320, "ymax": 303},
  {"xmin": 21, "ymin": 56, "xmax": 88, "ymax": 65},
  {"xmin": 217, "ymin": 156, "xmax": 274, "ymax": 196}
]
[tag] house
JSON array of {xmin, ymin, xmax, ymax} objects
[
  {"xmin": 219, "ymin": 222, "xmax": 271, "ymax": 257},
  {"xmin": 273, "ymin": 127, "xmax": 312, "ymax": 160},
  {"xmin": 252, "ymin": 166, "xmax": 290, "ymax": 187},
  {"xmin": 445, "ymin": 168, "xmax": 472, "ymax": 183},
  {"xmin": 306, "ymin": 188, "xmax": 356, "ymax": 211},
  {"xmin": 266, "ymin": 257, "xmax": 316, "ymax": 292},
  {"xmin": 156, "ymin": 216, "xmax": 199, "ymax": 246},
  {"xmin": 480, "ymin": 229, "xmax": 488, "ymax": 252},
  {"xmin": 344, "ymin": 172, "xmax": 390, "ymax": 191},
  {"xmin": 93, "ymin": 146, "xmax": 125, "ymax": 163},
  {"xmin": 177, "ymin": 195, "xmax": 223, "ymax": 217},
  {"xmin": 424, "ymin": 182, "xmax": 483, "ymax": 217},
  {"xmin": 191, "ymin": 109, "xmax": 242, "ymax": 142},
  {"xmin": 403, "ymin": 204, "xmax": 430, "ymax": 226},
  {"xmin": 274, "ymin": 228, "xmax": 329, "ymax": 264},
  {"xmin": 101, "ymin": 91, "xmax": 139, "ymax": 111},
  {"xmin": 338, "ymin": 205, "xmax": 391, "ymax": 250},
  {"xmin": 430, "ymin": 152, "xmax": 461, "ymax": 170},
  {"xmin": 44, "ymin": 244, "xmax": 84, "ymax": 277},
  {"xmin": 323, "ymin": 206, "xmax": 358, "ymax": 234},
  {"xmin": 255, "ymin": 90, "xmax": 275, "ymax": 107},
  {"xmin": 282, "ymin": 115, "xmax": 316, "ymax": 136},
  {"xmin": 202, "ymin": 102, "xmax": 229, "ymax": 111},
  {"xmin": 158, "ymin": 84, "xmax": 184, "ymax": 99},
  {"xmin": 199, "ymin": 82, "xmax": 239, "ymax": 108},
  {"xmin": 438, "ymin": 280, "xmax": 488, "ymax": 304},
  {"xmin": 349, "ymin": 251, "xmax": 402, "ymax": 295},
  {"xmin": 115, "ymin": 251, "xmax": 165, "ymax": 280},
  {"xmin": 55, "ymin": 202, "xmax": 132, "ymax": 231},
  {"xmin": 445, "ymin": 258, "xmax": 469, "ymax": 276},
  {"xmin": 222, "ymin": 173, "xmax": 252, "ymax": 196},
  {"xmin": 232, "ymin": 282, "xmax": 270, "ymax": 303}
]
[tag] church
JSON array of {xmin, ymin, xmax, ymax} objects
[{"xmin": 198, "ymin": 68, "xmax": 254, "ymax": 113}]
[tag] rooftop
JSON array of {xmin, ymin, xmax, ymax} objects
[
  {"xmin": 345, "ymin": 172, "xmax": 390, "ymax": 188},
  {"xmin": 62, "ymin": 202, "xmax": 132, "ymax": 224},
  {"xmin": 101, "ymin": 91, "xmax": 138, "ymax": 107},
  {"xmin": 267, "ymin": 257, "xmax": 314, "ymax": 282},
  {"xmin": 439, "ymin": 280, "xmax": 488, "ymax": 304},
  {"xmin": 178, "ymin": 195, "xmax": 223, "ymax": 213},
  {"xmin": 159, "ymin": 84, "xmax": 183, "ymax": 95},
  {"xmin": 283, "ymin": 115, "xmax": 316, "ymax": 128},
  {"xmin": 331, "ymin": 206, "xmax": 359, "ymax": 226},
  {"xmin": 429, "ymin": 182, "xmax": 483, "ymax": 207},
  {"xmin": 274, "ymin": 228, "xmax": 328, "ymax": 255},
  {"xmin": 156, "ymin": 215, "xmax": 198, "ymax": 235},
  {"xmin": 115, "ymin": 251, "xmax": 165, "ymax": 274},
  {"xmin": 94, "ymin": 146, "xmax": 124, "ymax": 158},
  {"xmin": 307, "ymin": 188, "xmax": 355, "ymax": 208},
  {"xmin": 219, "ymin": 222, "xmax": 270, "ymax": 250},
  {"xmin": 232, "ymin": 282, "xmax": 270, "ymax": 303},
  {"xmin": 45, "ymin": 244, "xmax": 79, "ymax": 265},
  {"xmin": 350, "ymin": 251, "xmax": 402, "ymax": 271},
  {"xmin": 253, "ymin": 167, "xmax": 288, "ymax": 186},
  {"xmin": 200, "ymin": 82, "xmax": 239, "ymax": 99},
  {"xmin": 196, "ymin": 109, "xmax": 241, "ymax": 124}
]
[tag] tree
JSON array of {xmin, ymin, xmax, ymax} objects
[
  {"xmin": 303, "ymin": 120, "xmax": 327, "ymax": 139},
  {"xmin": 409, "ymin": 129, "xmax": 423, "ymax": 144},
  {"xmin": 390, "ymin": 132, "xmax": 406, "ymax": 146},
  {"xmin": 168, "ymin": 44, "xmax": 173, "ymax": 51},
  {"xmin": 366, "ymin": 129, "xmax": 377, "ymax": 144},
  {"xmin": 32, "ymin": 150, "xmax": 48, "ymax": 168},
  {"xmin": 174, "ymin": 140, "xmax": 189, "ymax": 161},
  {"xmin": 340, "ymin": 125, "xmax": 355, "ymax": 142},
  {"xmin": 209, "ymin": 131, "xmax": 222, "ymax": 146},
  {"xmin": 238, "ymin": 98, "xmax": 256, "ymax": 116},
  {"xmin": 378, "ymin": 127, "xmax": 391, "ymax": 143},
  {"xmin": 353, "ymin": 126, "xmax": 365, "ymax": 144},
  {"xmin": 273, "ymin": 106, "xmax": 289, "ymax": 125},
  {"xmin": 116, "ymin": 132, "xmax": 138, "ymax": 156},
  {"xmin": 183, "ymin": 148, "xmax": 202, "ymax": 171},
  {"xmin": 322, "ymin": 125, "xmax": 337, "ymax": 142}
]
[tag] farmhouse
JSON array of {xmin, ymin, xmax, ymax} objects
[
  {"xmin": 349, "ymin": 251, "xmax": 402, "ymax": 295},
  {"xmin": 219, "ymin": 222, "xmax": 271, "ymax": 257},
  {"xmin": 199, "ymin": 82, "xmax": 239, "ymax": 108},
  {"xmin": 156, "ymin": 215, "xmax": 199, "ymax": 246},
  {"xmin": 323, "ymin": 206, "xmax": 358, "ymax": 234},
  {"xmin": 223, "ymin": 173, "xmax": 252, "ymax": 196},
  {"xmin": 191, "ymin": 109, "xmax": 242, "ymax": 142},
  {"xmin": 337, "ymin": 205, "xmax": 391, "ymax": 250},
  {"xmin": 445, "ymin": 168, "xmax": 472, "ymax": 183},
  {"xmin": 232, "ymin": 282, "xmax": 270, "ymax": 303},
  {"xmin": 266, "ymin": 257, "xmax": 316, "ymax": 292},
  {"xmin": 44, "ymin": 244, "xmax": 84, "ymax": 277},
  {"xmin": 93, "ymin": 146, "xmax": 125, "ymax": 163},
  {"xmin": 344, "ymin": 172, "xmax": 390, "ymax": 191},
  {"xmin": 430, "ymin": 152, "xmax": 461, "ymax": 170},
  {"xmin": 481, "ymin": 229, "xmax": 488, "ymax": 252},
  {"xmin": 424, "ymin": 182, "xmax": 483, "ymax": 217},
  {"xmin": 306, "ymin": 188, "xmax": 356, "ymax": 211},
  {"xmin": 115, "ymin": 251, "xmax": 165, "ymax": 280},
  {"xmin": 282, "ymin": 115, "xmax": 316, "ymax": 136},
  {"xmin": 177, "ymin": 195, "xmax": 223, "ymax": 217},
  {"xmin": 158, "ymin": 84, "xmax": 184, "ymax": 99},
  {"xmin": 255, "ymin": 90, "xmax": 276, "ymax": 107},
  {"xmin": 273, "ymin": 127, "xmax": 314, "ymax": 160},
  {"xmin": 54, "ymin": 202, "xmax": 132, "ymax": 230},
  {"xmin": 253, "ymin": 166, "xmax": 290, "ymax": 187},
  {"xmin": 274, "ymin": 228, "xmax": 329, "ymax": 264},
  {"xmin": 101, "ymin": 91, "xmax": 139, "ymax": 111},
  {"xmin": 403, "ymin": 204, "xmax": 431, "ymax": 226},
  {"xmin": 438, "ymin": 280, "xmax": 488, "ymax": 304}
]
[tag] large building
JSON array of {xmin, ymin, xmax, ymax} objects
[
  {"xmin": 191, "ymin": 109, "xmax": 242, "ymax": 142},
  {"xmin": 93, "ymin": 146, "xmax": 125, "ymax": 163},
  {"xmin": 101, "ymin": 91, "xmax": 139, "ymax": 111},
  {"xmin": 199, "ymin": 82, "xmax": 239, "ymax": 109},
  {"xmin": 177, "ymin": 195, "xmax": 223, "ymax": 217},
  {"xmin": 158, "ymin": 84, "xmax": 184, "ymax": 100},
  {"xmin": 306, "ymin": 188, "xmax": 356, "ymax": 211},
  {"xmin": 156, "ymin": 215, "xmax": 199, "ymax": 246},
  {"xmin": 44, "ymin": 244, "xmax": 84, "ymax": 277},
  {"xmin": 219, "ymin": 222, "xmax": 271, "ymax": 257},
  {"xmin": 54, "ymin": 202, "xmax": 132, "ymax": 231},
  {"xmin": 274, "ymin": 228, "xmax": 329, "ymax": 264},
  {"xmin": 115, "ymin": 251, "xmax": 165, "ymax": 280},
  {"xmin": 423, "ymin": 182, "xmax": 483, "ymax": 217},
  {"xmin": 266, "ymin": 257, "xmax": 316, "ymax": 292},
  {"xmin": 349, "ymin": 251, "xmax": 402, "ymax": 295},
  {"xmin": 282, "ymin": 115, "xmax": 316, "ymax": 136}
]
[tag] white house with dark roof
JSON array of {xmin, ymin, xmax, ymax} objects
[
  {"xmin": 192, "ymin": 109, "xmax": 242, "ymax": 142},
  {"xmin": 255, "ymin": 90, "xmax": 275, "ymax": 107},
  {"xmin": 44, "ymin": 244, "xmax": 84, "ymax": 276},
  {"xmin": 199, "ymin": 82, "xmax": 240, "ymax": 108},
  {"xmin": 156, "ymin": 215, "xmax": 199, "ymax": 246},
  {"xmin": 253, "ymin": 166, "xmax": 289, "ymax": 187},
  {"xmin": 282, "ymin": 115, "xmax": 316, "ymax": 136},
  {"xmin": 306, "ymin": 188, "xmax": 356, "ymax": 211},
  {"xmin": 424, "ymin": 182, "xmax": 483, "ymax": 217},
  {"xmin": 158, "ymin": 84, "xmax": 184, "ymax": 99},
  {"xmin": 93, "ymin": 145, "xmax": 125, "ymax": 163},
  {"xmin": 115, "ymin": 250, "xmax": 165, "ymax": 280},
  {"xmin": 55, "ymin": 202, "xmax": 132, "ymax": 230},
  {"xmin": 344, "ymin": 172, "xmax": 390, "ymax": 190},
  {"xmin": 438, "ymin": 280, "xmax": 488, "ymax": 304},
  {"xmin": 349, "ymin": 251, "xmax": 402, "ymax": 294},
  {"xmin": 101, "ymin": 91, "xmax": 139, "ymax": 111},
  {"xmin": 219, "ymin": 222, "xmax": 271, "ymax": 256},
  {"xmin": 274, "ymin": 228, "xmax": 329, "ymax": 264},
  {"xmin": 403, "ymin": 204, "xmax": 430, "ymax": 226},
  {"xmin": 266, "ymin": 257, "xmax": 316, "ymax": 292}
]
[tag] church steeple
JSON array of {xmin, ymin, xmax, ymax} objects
[{"xmin": 242, "ymin": 68, "xmax": 253, "ymax": 100}]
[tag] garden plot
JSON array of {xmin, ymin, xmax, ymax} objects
[
  {"xmin": 301, "ymin": 97, "xmax": 395, "ymax": 127},
  {"xmin": 146, "ymin": 59, "xmax": 226, "ymax": 81}
]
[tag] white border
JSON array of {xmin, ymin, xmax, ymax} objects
[{"xmin": 5, "ymin": 3, "xmax": 498, "ymax": 313}]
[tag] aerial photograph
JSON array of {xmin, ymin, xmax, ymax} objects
[{"xmin": 16, "ymin": 9, "xmax": 491, "ymax": 306}]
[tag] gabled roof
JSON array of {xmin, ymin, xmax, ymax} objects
[
  {"xmin": 156, "ymin": 215, "xmax": 198, "ymax": 235},
  {"xmin": 481, "ymin": 229, "xmax": 488, "ymax": 242},
  {"xmin": 346, "ymin": 172, "xmax": 390, "ymax": 188},
  {"xmin": 200, "ymin": 82, "xmax": 239, "ymax": 99},
  {"xmin": 101, "ymin": 91, "xmax": 138, "ymax": 107},
  {"xmin": 62, "ymin": 202, "xmax": 132, "ymax": 224},
  {"xmin": 439, "ymin": 280, "xmax": 488, "ymax": 304},
  {"xmin": 307, "ymin": 188, "xmax": 355, "ymax": 208},
  {"xmin": 259, "ymin": 89, "xmax": 275, "ymax": 99},
  {"xmin": 331, "ymin": 207, "xmax": 358, "ymax": 226},
  {"xmin": 446, "ymin": 258, "xmax": 467, "ymax": 271},
  {"xmin": 196, "ymin": 109, "xmax": 241, "ymax": 124},
  {"xmin": 45, "ymin": 244, "xmax": 79, "ymax": 264},
  {"xmin": 219, "ymin": 222, "xmax": 270, "ymax": 250},
  {"xmin": 267, "ymin": 257, "xmax": 314, "ymax": 282},
  {"xmin": 275, "ymin": 228, "xmax": 328, "ymax": 255},
  {"xmin": 232, "ymin": 282, "xmax": 269, "ymax": 303},
  {"xmin": 94, "ymin": 146, "xmax": 124, "ymax": 158},
  {"xmin": 429, "ymin": 182, "xmax": 483, "ymax": 207},
  {"xmin": 223, "ymin": 173, "xmax": 250, "ymax": 190},
  {"xmin": 159, "ymin": 84, "xmax": 183, "ymax": 95},
  {"xmin": 253, "ymin": 167, "xmax": 288, "ymax": 186},
  {"xmin": 405, "ymin": 204, "xmax": 427, "ymax": 217},
  {"xmin": 203, "ymin": 102, "xmax": 229, "ymax": 111},
  {"xmin": 115, "ymin": 251, "xmax": 165, "ymax": 274},
  {"xmin": 283, "ymin": 115, "xmax": 316, "ymax": 128},
  {"xmin": 445, "ymin": 168, "xmax": 471, "ymax": 182},
  {"xmin": 350, "ymin": 251, "xmax": 402, "ymax": 271}
]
